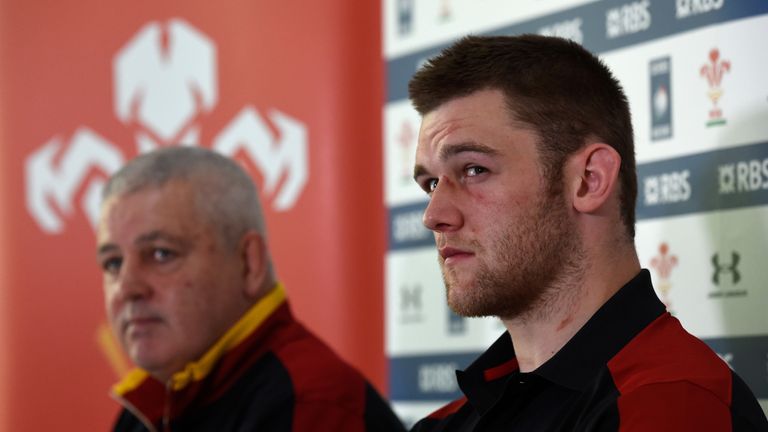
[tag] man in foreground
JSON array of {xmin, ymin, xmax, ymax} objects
[
  {"xmin": 97, "ymin": 146, "xmax": 405, "ymax": 431},
  {"xmin": 409, "ymin": 35, "xmax": 767, "ymax": 431}
]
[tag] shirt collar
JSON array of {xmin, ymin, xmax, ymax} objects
[
  {"xmin": 456, "ymin": 333, "xmax": 518, "ymax": 415},
  {"xmin": 456, "ymin": 269, "xmax": 665, "ymax": 412},
  {"xmin": 535, "ymin": 269, "xmax": 665, "ymax": 389}
]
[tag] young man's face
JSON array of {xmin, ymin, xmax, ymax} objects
[
  {"xmin": 413, "ymin": 88, "xmax": 581, "ymax": 319},
  {"xmin": 97, "ymin": 180, "xmax": 248, "ymax": 381}
]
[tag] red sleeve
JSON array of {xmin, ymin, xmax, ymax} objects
[
  {"xmin": 291, "ymin": 401, "xmax": 365, "ymax": 432},
  {"xmin": 617, "ymin": 381, "xmax": 732, "ymax": 432}
]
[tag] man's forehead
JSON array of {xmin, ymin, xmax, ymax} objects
[
  {"xmin": 418, "ymin": 89, "xmax": 512, "ymax": 136},
  {"xmin": 97, "ymin": 222, "xmax": 196, "ymax": 253},
  {"xmin": 101, "ymin": 180, "xmax": 196, "ymax": 212},
  {"xmin": 97, "ymin": 229, "xmax": 178, "ymax": 251},
  {"xmin": 419, "ymin": 100, "xmax": 476, "ymax": 134},
  {"xmin": 96, "ymin": 185, "xmax": 201, "ymax": 240}
]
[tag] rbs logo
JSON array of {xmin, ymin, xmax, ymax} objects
[{"xmin": 25, "ymin": 18, "xmax": 308, "ymax": 234}]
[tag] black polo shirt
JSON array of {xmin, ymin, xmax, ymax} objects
[{"xmin": 411, "ymin": 270, "xmax": 768, "ymax": 431}]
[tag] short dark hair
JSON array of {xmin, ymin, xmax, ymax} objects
[{"xmin": 408, "ymin": 34, "xmax": 637, "ymax": 238}]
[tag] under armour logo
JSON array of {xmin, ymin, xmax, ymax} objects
[
  {"xmin": 401, "ymin": 284, "xmax": 422, "ymax": 311},
  {"xmin": 712, "ymin": 251, "xmax": 740, "ymax": 285},
  {"xmin": 400, "ymin": 284, "xmax": 424, "ymax": 325},
  {"xmin": 447, "ymin": 309, "xmax": 466, "ymax": 335},
  {"xmin": 397, "ymin": 0, "xmax": 414, "ymax": 35}
]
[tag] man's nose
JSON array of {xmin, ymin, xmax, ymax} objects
[
  {"xmin": 422, "ymin": 177, "xmax": 463, "ymax": 233},
  {"xmin": 112, "ymin": 258, "xmax": 152, "ymax": 302}
]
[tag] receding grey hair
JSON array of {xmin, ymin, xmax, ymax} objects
[{"xmin": 102, "ymin": 146, "xmax": 268, "ymax": 251}]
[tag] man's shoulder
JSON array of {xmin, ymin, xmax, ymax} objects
[
  {"xmin": 270, "ymin": 320, "xmax": 366, "ymax": 388},
  {"xmin": 604, "ymin": 312, "xmax": 767, "ymax": 429},
  {"xmin": 608, "ymin": 312, "xmax": 731, "ymax": 397},
  {"xmin": 256, "ymin": 320, "xmax": 406, "ymax": 431},
  {"xmin": 257, "ymin": 318, "xmax": 372, "ymax": 408},
  {"xmin": 112, "ymin": 408, "xmax": 148, "ymax": 432},
  {"xmin": 408, "ymin": 397, "xmax": 472, "ymax": 432}
]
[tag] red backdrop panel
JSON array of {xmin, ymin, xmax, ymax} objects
[{"xmin": 0, "ymin": 1, "xmax": 384, "ymax": 430}]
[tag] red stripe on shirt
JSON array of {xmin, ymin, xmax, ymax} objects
[
  {"xmin": 427, "ymin": 397, "xmax": 468, "ymax": 420},
  {"xmin": 483, "ymin": 358, "xmax": 519, "ymax": 382},
  {"xmin": 607, "ymin": 312, "xmax": 733, "ymax": 431}
]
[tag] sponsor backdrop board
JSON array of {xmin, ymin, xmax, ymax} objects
[
  {"xmin": 0, "ymin": 1, "xmax": 384, "ymax": 430},
  {"xmin": 383, "ymin": 0, "xmax": 768, "ymax": 426}
]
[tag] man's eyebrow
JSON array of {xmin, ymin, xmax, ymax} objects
[
  {"xmin": 413, "ymin": 142, "xmax": 500, "ymax": 181},
  {"xmin": 413, "ymin": 164, "xmax": 429, "ymax": 181},
  {"xmin": 97, "ymin": 243, "xmax": 118, "ymax": 256},
  {"xmin": 135, "ymin": 230, "xmax": 187, "ymax": 247},
  {"xmin": 96, "ymin": 231, "xmax": 188, "ymax": 256},
  {"xmin": 439, "ymin": 142, "xmax": 499, "ymax": 160}
]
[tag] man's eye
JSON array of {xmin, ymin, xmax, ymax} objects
[
  {"xmin": 152, "ymin": 248, "xmax": 175, "ymax": 262},
  {"xmin": 427, "ymin": 178, "xmax": 438, "ymax": 192},
  {"xmin": 102, "ymin": 257, "xmax": 122, "ymax": 274},
  {"xmin": 466, "ymin": 166, "xmax": 487, "ymax": 177}
]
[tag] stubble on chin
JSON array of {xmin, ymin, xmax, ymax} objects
[
  {"xmin": 441, "ymin": 194, "xmax": 583, "ymax": 321},
  {"xmin": 441, "ymin": 254, "xmax": 545, "ymax": 320}
]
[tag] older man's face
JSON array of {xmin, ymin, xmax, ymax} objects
[{"xmin": 97, "ymin": 180, "xmax": 246, "ymax": 381}]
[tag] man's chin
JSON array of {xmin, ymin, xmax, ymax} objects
[
  {"xmin": 448, "ymin": 303, "xmax": 496, "ymax": 318},
  {"xmin": 447, "ymin": 287, "xmax": 493, "ymax": 318},
  {"xmin": 128, "ymin": 346, "xmax": 167, "ymax": 374}
]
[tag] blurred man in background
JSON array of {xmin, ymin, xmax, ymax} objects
[
  {"xmin": 97, "ymin": 146, "xmax": 405, "ymax": 431},
  {"xmin": 408, "ymin": 34, "xmax": 767, "ymax": 431}
]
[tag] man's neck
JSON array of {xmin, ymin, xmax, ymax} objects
[{"xmin": 501, "ymin": 252, "xmax": 641, "ymax": 373}]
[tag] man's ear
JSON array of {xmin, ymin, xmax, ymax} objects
[
  {"xmin": 239, "ymin": 231, "xmax": 269, "ymax": 299},
  {"xmin": 568, "ymin": 143, "xmax": 621, "ymax": 214}
]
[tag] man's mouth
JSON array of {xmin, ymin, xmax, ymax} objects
[
  {"xmin": 123, "ymin": 315, "xmax": 163, "ymax": 335},
  {"xmin": 439, "ymin": 246, "xmax": 474, "ymax": 264}
]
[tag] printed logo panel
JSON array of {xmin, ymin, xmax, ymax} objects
[
  {"xmin": 397, "ymin": 0, "xmax": 415, "ymax": 36},
  {"xmin": 637, "ymin": 141, "xmax": 768, "ymax": 219},
  {"xmin": 637, "ymin": 208, "xmax": 768, "ymax": 337},
  {"xmin": 650, "ymin": 57, "xmax": 673, "ymax": 141},
  {"xmin": 703, "ymin": 335, "xmax": 768, "ymax": 399},
  {"xmin": 383, "ymin": 0, "xmax": 594, "ymax": 57},
  {"xmin": 3, "ymin": 2, "xmax": 384, "ymax": 430},
  {"xmin": 114, "ymin": 19, "xmax": 218, "ymax": 151},
  {"xmin": 25, "ymin": 19, "xmax": 310, "ymax": 236},
  {"xmin": 676, "ymin": 0, "xmax": 725, "ymax": 19},
  {"xmin": 649, "ymin": 242, "xmax": 678, "ymax": 310},
  {"xmin": 386, "ymin": 250, "xmax": 501, "ymax": 355},
  {"xmin": 389, "ymin": 352, "xmax": 477, "ymax": 401},
  {"xmin": 384, "ymin": 101, "xmax": 430, "ymax": 206},
  {"xmin": 700, "ymin": 48, "xmax": 730, "ymax": 127},
  {"xmin": 386, "ymin": 1, "xmax": 768, "ymax": 419},
  {"xmin": 388, "ymin": 201, "xmax": 432, "ymax": 250}
]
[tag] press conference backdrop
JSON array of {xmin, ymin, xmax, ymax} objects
[
  {"xmin": 0, "ymin": 2, "xmax": 384, "ymax": 430},
  {"xmin": 383, "ymin": 0, "xmax": 768, "ymax": 426}
]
